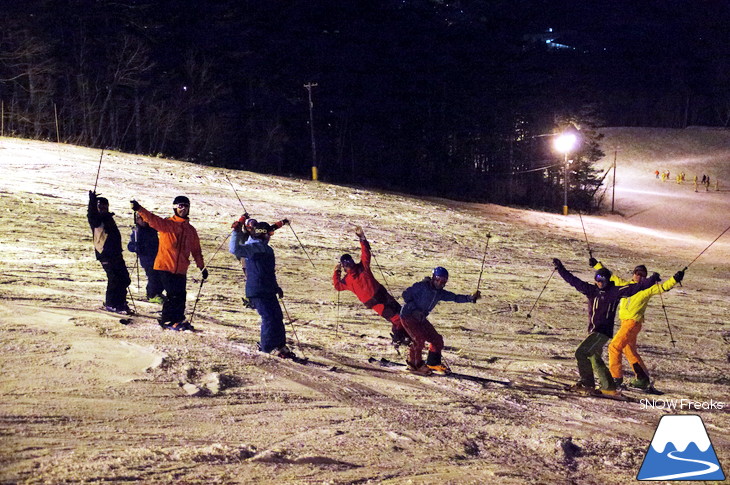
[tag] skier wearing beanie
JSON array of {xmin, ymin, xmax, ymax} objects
[
  {"xmin": 400, "ymin": 266, "xmax": 481, "ymax": 375},
  {"xmin": 589, "ymin": 258, "xmax": 686, "ymax": 390},
  {"xmin": 131, "ymin": 196, "xmax": 207, "ymax": 330},
  {"xmin": 552, "ymin": 258, "xmax": 659, "ymax": 395}
]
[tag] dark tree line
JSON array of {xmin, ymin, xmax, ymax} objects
[{"xmin": 2, "ymin": 0, "xmax": 729, "ymax": 212}]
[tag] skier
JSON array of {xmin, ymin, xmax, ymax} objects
[
  {"xmin": 229, "ymin": 220, "xmax": 294, "ymax": 358},
  {"xmin": 131, "ymin": 196, "xmax": 207, "ymax": 330},
  {"xmin": 552, "ymin": 258, "xmax": 659, "ymax": 395},
  {"xmin": 589, "ymin": 257, "xmax": 685, "ymax": 390},
  {"xmin": 400, "ymin": 267, "xmax": 481, "ymax": 375},
  {"xmin": 87, "ymin": 191, "xmax": 132, "ymax": 314},
  {"xmin": 333, "ymin": 226, "xmax": 410, "ymax": 347},
  {"xmin": 127, "ymin": 212, "xmax": 164, "ymax": 303}
]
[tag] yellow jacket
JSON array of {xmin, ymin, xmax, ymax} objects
[{"xmin": 593, "ymin": 262, "xmax": 677, "ymax": 322}]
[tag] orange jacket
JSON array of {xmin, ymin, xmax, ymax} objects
[{"xmin": 137, "ymin": 207, "xmax": 204, "ymax": 275}]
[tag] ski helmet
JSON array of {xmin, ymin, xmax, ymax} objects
[
  {"xmin": 595, "ymin": 268, "xmax": 612, "ymax": 284},
  {"xmin": 340, "ymin": 254, "xmax": 355, "ymax": 267},
  {"xmin": 173, "ymin": 195, "xmax": 190, "ymax": 206},
  {"xmin": 432, "ymin": 267, "xmax": 449, "ymax": 279},
  {"xmin": 252, "ymin": 221, "xmax": 271, "ymax": 239},
  {"xmin": 245, "ymin": 218, "xmax": 258, "ymax": 230}
]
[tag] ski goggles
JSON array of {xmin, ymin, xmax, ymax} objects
[
  {"xmin": 595, "ymin": 274, "xmax": 609, "ymax": 284},
  {"xmin": 175, "ymin": 203, "xmax": 190, "ymax": 209}
]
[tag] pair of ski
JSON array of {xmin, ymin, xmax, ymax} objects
[
  {"xmin": 538, "ymin": 369, "xmax": 663, "ymax": 402},
  {"xmin": 368, "ymin": 357, "xmax": 511, "ymax": 387}
]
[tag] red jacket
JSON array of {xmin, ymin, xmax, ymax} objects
[
  {"xmin": 333, "ymin": 240, "xmax": 382, "ymax": 304},
  {"xmin": 137, "ymin": 207, "xmax": 204, "ymax": 275}
]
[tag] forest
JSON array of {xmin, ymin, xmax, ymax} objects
[{"xmin": 2, "ymin": 0, "xmax": 729, "ymax": 211}]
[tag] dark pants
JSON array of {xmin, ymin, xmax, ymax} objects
[
  {"xmin": 100, "ymin": 258, "xmax": 131, "ymax": 308},
  {"xmin": 400, "ymin": 314, "xmax": 444, "ymax": 367},
  {"xmin": 143, "ymin": 265, "xmax": 164, "ymax": 299},
  {"xmin": 250, "ymin": 295, "xmax": 286, "ymax": 353},
  {"xmin": 159, "ymin": 271, "xmax": 187, "ymax": 324},
  {"xmin": 575, "ymin": 332, "xmax": 613, "ymax": 390}
]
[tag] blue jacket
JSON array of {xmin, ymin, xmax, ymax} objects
[
  {"xmin": 556, "ymin": 265, "xmax": 659, "ymax": 338},
  {"xmin": 229, "ymin": 230, "xmax": 281, "ymax": 298},
  {"xmin": 127, "ymin": 225, "xmax": 159, "ymax": 269},
  {"xmin": 401, "ymin": 277, "xmax": 471, "ymax": 321}
]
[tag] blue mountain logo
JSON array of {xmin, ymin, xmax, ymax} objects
[{"xmin": 637, "ymin": 415, "xmax": 725, "ymax": 481}]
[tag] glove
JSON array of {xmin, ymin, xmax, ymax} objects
[
  {"xmin": 552, "ymin": 258, "xmax": 563, "ymax": 270},
  {"xmin": 673, "ymin": 270, "xmax": 685, "ymax": 283},
  {"xmin": 130, "ymin": 200, "xmax": 141, "ymax": 212},
  {"xmin": 588, "ymin": 257, "xmax": 598, "ymax": 267},
  {"xmin": 89, "ymin": 190, "xmax": 97, "ymax": 201},
  {"xmin": 471, "ymin": 290, "xmax": 481, "ymax": 303},
  {"xmin": 277, "ymin": 287, "xmax": 284, "ymax": 299},
  {"xmin": 282, "ymin": 218, "xmax": 290, "ymax": 225},
  {"xmin": 650, "ymin": 272, "xmax": 661, "ymax": 282},
  {"xmin": 335, "ymin": 263, "xmax": 342, "ymax": 272},
  {"xmin": 201, "ymin": 268, "xmax": 209, "ymax": 280},
  {"xmin": 354, "ymin": 226, "xmax": 365, "ymax": 239},
  {"xmin": 242, "ymin": 212, "xmax": 249, "ymax": 220},
  {"xmin": 232, "ymin": 219, "xmax": 243, "ymax": 230}
]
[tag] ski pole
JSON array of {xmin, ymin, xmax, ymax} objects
[
  {"xmin": 476, "ymin": 233, "xmax": 492, "ymax": 292},
  {"xmin": 578, "ymin": 211, "xmax": 592, "ymax": 258},
  {"xmin": 352, "ymin": 224, "xmax": 391, "ymax": 293},
  {"xmin": 134, "ymin": 253, "xmax": 140, "ymax": 291},
  {"xmin": 225, "ymin": 174, "xmax": 248, "ymax": 213},
  {"xmin": 279, "ymin": 295, "xmax": 304, "ymax": 357},
  {"xmin": 188, "ymin": 278, "xmax": 205, "ymax": 326},
  {"xmin": 683, "ymin": 223, "xmax": 730, "ymax": 270},
  {"xmin": 92, "ymin": 148, "xmax": 105, "ymax": 193},
  {"xmin": 287, "ymin": 223, "xmax": 316, "ymax": 269},
  {"xmin": 127, "ymin": 286, "xmax": 137, "ymax": 314},
  {"xmin": 335, "ymin": 288, "xmax": 341, "ymax": 338},
  {"xmin": 526, "ymin": 268, "xmax": 556, "ymax": 319},
  {"xmin": 657, "ymin": 283, "xmax": 676, "ymax": 348}
]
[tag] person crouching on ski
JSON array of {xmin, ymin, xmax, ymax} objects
[
  {"xmin": 229, "ymin": 221, "xmax": 294, "ymax": 358},
  {"xmin": 552, "ymin": 258, "xmax": 659, "ymax": 395},
  {"xmin": 400, "ymin": 267, "xmax": 480, "ymax": 375},
  {"xmin": 333, "ymin": 226, "xmax": 410, "ymax": 347}
]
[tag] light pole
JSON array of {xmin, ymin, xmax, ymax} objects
[
  {"xmin": 304, "ymin": 82, "xmax": 318, "ymax": 181},
  {"xmin": 554, "ymin": 132, "xmax": 577, "ymax": 215}
]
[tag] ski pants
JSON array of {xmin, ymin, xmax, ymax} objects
[
  {"xmin": 250, "ymin": 295, "xmax": 286, "ymax": 353},
  {"xmin": 365, "ymin": 287, "xmax": 404, "ymax": 330},
  {"xmin": 608, "ymin": 319, "xmax": 649, "ymax": 379},
  {"xmin": 100, "ymin": 257, "xmax": 131, "ymax": 308},
  {"xmin": 142, "ymin": 265, "xmax": 164, "ymax": 299},
  {"xmin": 159, "ymin": 272, "xmax": 187, "ymax": 324},
  {"xmin": 400, "ymin": 314, "xmax": 443, "ymax": 367},
  {"xmin": 575, "ymin": 332, "xmax": 613, "ymax": 390}
]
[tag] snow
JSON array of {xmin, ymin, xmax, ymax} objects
[{"xmin": 0, "ymin": 132, "xmax": 728, "ymax": 484}]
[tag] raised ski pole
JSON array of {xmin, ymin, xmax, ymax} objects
[
  {"xmin": 225, "ymin": 174, "xmax": 249, "ymax": 213},
  {"xmin": 578, "ymin": 211, "xmax": 593, "ymax": 258},
  {"xmin": 657, "ymin": 283, "xmax": 676, "ymax": 348},
  {"xmin": 526, "ymin": 268, "xmax": 556, "ymax": 319},
  {"xmin": 92, "ymin": 148, "xmax": 105, "ymax": 193},
  {"xmin": 683, "ymin": 223, "xmax": 730, "ymax": 270},
  {"xmin": 279, "ymin": 295, "xmax": 304, "ymax": 357},
  {"xmin": 476, "ymin": 233, "xmax": 493, "ymax": 292},
  {"xmin": 288, "ymin": 223, "xmax": 316, "ymax": 269}
]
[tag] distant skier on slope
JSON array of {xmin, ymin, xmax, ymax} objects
[
  {"xmin": 400, "ymin": 267, "xmax": 481, "ymax": 375},
  {"xmin": 333, "ymin": 226, "xmax": 410, "ymax": 347},
  {"xmin": 552, "ymin": 258, "xmax": 659, "ymax": 395},
  {"xmin": 131, "ymin": 196, "xmax": 207, "ymax": 331},
  {"xmin": 589, "ymin": 257, "xmax": 685, "ymax": 390},
  {"xmin": 229, "ymin": 220, "xmax": 294, "ymax": 358},
  {"xmin": 87, "ymin": 191, "xmax": 132, "ymax": 314}
]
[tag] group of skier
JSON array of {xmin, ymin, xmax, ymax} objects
[{"xmin": 87, "ymin": 190, "xmax": 688, "ymax": 390}]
